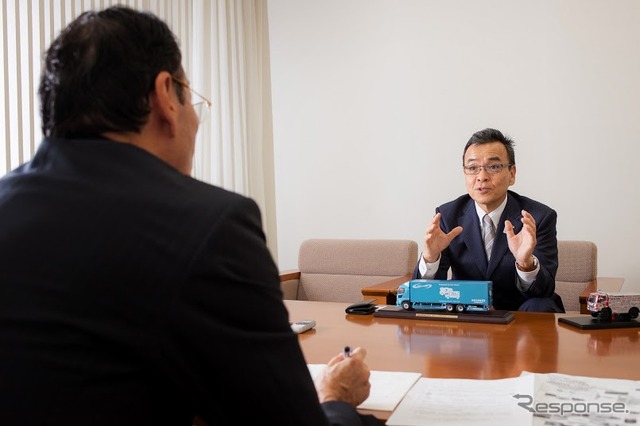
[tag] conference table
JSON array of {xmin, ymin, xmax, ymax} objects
[{"xmin": 285, "ymin": 299, "xmax": 640, "ymax": 420}]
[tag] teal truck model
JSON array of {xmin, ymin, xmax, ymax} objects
[{"xmin": 396, "ymin": 279, "xmax": 493, "ymax": 312}]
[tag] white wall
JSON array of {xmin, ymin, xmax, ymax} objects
[{"xmin": 267, "ymin": 0, "xmax": 640, "ymax": 291}]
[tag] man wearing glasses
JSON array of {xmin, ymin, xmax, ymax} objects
[
  {"xmin": 412, "ymin": 128, "xmax": 564, "ymax": 312},
  {"xmin": 0, "ymin": 6, "xmax": 381, "ymax": 426}
]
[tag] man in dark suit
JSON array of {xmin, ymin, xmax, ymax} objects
[
  {"xmin": 0, "ymin": 6, "xmax": 381, "ymax": 426},
  {"xmin": 412, "ymin": 128, "xmax": 564, "ymax": 312}
]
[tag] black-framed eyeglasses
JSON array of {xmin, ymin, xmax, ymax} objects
[
  {"xmin": 463, "ymin": 163, "xmax": 512, "ymax": 175},
  {"xmin": 171, "ymin": 76, "xmax": 212, "ymax": 123}
]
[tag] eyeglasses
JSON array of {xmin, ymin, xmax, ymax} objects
[
  {"xmin": 463, "ymin": 163, "xmax": 512, "ymax": 175},
  {"xmin": 171, "ymin": 76, "xmax": 212, "ymax": 123}
]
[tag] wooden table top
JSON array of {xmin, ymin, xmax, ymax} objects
[
  {"xmin": 198, "ymin": 300, "xmax": 638, "ymax": 425},
  {"xmin": 286, "ymin": 299, "xmax": 640, "ymax": 382}
]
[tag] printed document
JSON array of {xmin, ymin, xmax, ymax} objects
[
  {"xmin": 386, "ymin": 374, "xmax": 534, "ymax": 426},
  {"xmin": 386, "ymin": 371, "xmax": 640, "ymax": 426}
]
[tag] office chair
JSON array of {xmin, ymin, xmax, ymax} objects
[
  {"xmin": 554, "ymin": 240, "xmax": 597, "ymax": 312},
  {"xmin": 280, "ymin": 238, "xmax": 418, "ymax": 303}
]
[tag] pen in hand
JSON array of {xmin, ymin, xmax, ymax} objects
[{"xmin": 343, "ymin": 346, "xmax": 351, "ymax": 358}]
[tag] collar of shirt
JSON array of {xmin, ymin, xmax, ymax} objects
[{"xmin": 475, "ymin": 196, "xmax": 508, "ymax": 229}]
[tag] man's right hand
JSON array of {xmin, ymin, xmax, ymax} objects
[
  {"xmin": 315, "ymin": 346, "xmax": 371, "ymax": 407},
  {"xmin": 422, "ymin": 212, "xmax": 463, "ymax": 263}
]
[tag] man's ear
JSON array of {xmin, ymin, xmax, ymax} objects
[{"xmin": 150, "ymin": 71, "xmax": 178, "ymax": 137}]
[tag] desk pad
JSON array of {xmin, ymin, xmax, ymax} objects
[
  {"xmin": 374, "ymin": 305, "xmax": 515, "ymax": 324},
  {"xmin": 558, "ymin": 316, "xmax": 640, "ymax": 330}
]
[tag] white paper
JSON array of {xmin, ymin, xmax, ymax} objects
[
  {"xmin": 307, "ymin": 364, "xmax": 422, "ymax": 411},
  {"xmin": 386, "ymin": 375, "xmax": 534, "ymax": 426},
  {"xmin": 386, "ymin": 371, "xmax": 640, "ymax": 426},
  {"xmin": 530, "ymin": 372, "xmax": 640, "ymax": 426}
]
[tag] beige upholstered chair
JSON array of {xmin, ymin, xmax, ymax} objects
[
  {"xmin": 555, "ymin": 240, "xmax": 597, "ymax": 312},
  {"xmin": 280, "ymin": 239, "xmax": 419, "ymax": 303}
]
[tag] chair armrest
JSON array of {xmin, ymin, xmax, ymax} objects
[
  {"xmin": 360, "ymin": 274, "xmax": 411, "ymax": 305},
  {"xmin": 279, "ymin": 269, "xmax": 301, "ymax": 300},
  {"xmin": 279, "ymin": 269, "xmax": 301, "ymax": 281}
]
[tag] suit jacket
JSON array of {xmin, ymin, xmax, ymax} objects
[
  {"xmin": 0, "ymin": 137, "xmax": 380, "ymax": 426},
  {"xmin": 412, "ymin": 191, "xmax": 559, "ymax": 311}
]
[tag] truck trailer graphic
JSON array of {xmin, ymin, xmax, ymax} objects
[{"xmin": 396, "ymin": 280, "xmax": 493, "ymax": 313}]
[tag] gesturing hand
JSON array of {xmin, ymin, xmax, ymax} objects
[
  {"xmin": 504, "ymin": 209, "xmax": 536, "ymax": 267},
  {"xmin": 422, "ymin": 212, "xmax": 463, "ymax": 263}
]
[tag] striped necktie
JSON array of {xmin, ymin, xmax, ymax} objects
[{"xmin": 482, "ymin": 214, "xmax": 495, "ymax": 260}]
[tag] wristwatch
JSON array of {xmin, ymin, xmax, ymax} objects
[{"xmin": 516, "ymin": 256, "xmax": 538, "ymax": 272}]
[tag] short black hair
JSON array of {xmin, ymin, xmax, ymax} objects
[
  {"xmin": 39, "ymin": 6, "xmax": 183, "ymax": 138},
  {"xmin": 462, "ymin": 128, "xmax": 516, "ymax": 165}
]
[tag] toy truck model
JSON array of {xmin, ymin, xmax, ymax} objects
[
  {"xmin": 586, "ymin": 291, "xmax": 640, "ymax": 321},
  {"xmin": 396, "ymin": 279, "xmax": 492, "ymax": 313}
]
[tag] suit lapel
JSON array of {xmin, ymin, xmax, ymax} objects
[{"xmin": 460, "ymin": 201, "xmax": 488, "ymax": 273}]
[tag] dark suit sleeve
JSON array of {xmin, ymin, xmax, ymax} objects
[
  {"xmin": 154, "ymin": 195, "xmax": 376, "ymax": 425},
  {"xmin": 526, "ymin": 207, "xmax": 559, "ymax": 299},
  {"xmin": 411, "ymin": 261, "xmax": 422, "ymax": 279},
  {"xmin": 322, "ymin": 402, "xmax": 384, "ymax": 426}
]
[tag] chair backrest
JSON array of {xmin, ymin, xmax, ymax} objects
[
  {"xmin": 555, "ymin": 240, "xmax": 597, "ymax": 312},
  {"xmin": 296, "ymin": 238, "xmax": 419, "ymax": 303}
]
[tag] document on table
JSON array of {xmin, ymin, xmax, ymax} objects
[
  {"xmin": 307, "ymin": 364, "xmax": 421, "ymax": 411},
  {"xmin": 386, "ymin": 374, "xmax": 534, "ymax": 426},
  {"xmin": 386, "ymin": 371, "xmax": 640, "ymax": 426},
  {"xmin": 530, "ymin": 372, "xmax": 640, "ymax": 426}
]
